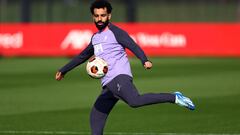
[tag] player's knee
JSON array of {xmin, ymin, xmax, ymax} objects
[{"xmin": 94, "ymin": 91, "xmax": 118, "ymax": 114}]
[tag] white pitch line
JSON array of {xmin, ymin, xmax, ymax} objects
[{"xmin": 0, "ymin": 131, "xmax": 239, "ymax": 135}]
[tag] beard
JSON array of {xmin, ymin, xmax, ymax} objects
[{"xmin": 95, "ymin": 19, "xmax": 109, "ymax": 31}]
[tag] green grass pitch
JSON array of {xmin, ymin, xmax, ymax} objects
[{"xmin": 0, "ymin": 57, "xmax": 240, "ymax": 135}]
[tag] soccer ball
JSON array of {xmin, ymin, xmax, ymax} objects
[{"xmin": 86, "ymin": 57, "xmax": 108, "ymax": 79}]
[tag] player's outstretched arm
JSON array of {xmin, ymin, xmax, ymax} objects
[
  {"xmin": 55, "ymin": 71, "xmax": 64, "ymax": 81},
  {"xmin": 144, "ymin": 61, "xmax": 152, "ymax": 69}
]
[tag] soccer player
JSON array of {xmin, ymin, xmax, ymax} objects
[{"xmin": 55, "ymin": 0, "xmax": 195, "ymax": 135}]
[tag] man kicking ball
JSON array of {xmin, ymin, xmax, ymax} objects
[{"xmin": 56, "ymin": 1, "xmax": 195, "ymax": 135}]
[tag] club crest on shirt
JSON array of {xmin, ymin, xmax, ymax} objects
[{"xmin": 94, "ymin": 43, "xmax": 104, "ymax": 54}]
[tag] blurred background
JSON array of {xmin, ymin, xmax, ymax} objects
[{"xmin": 1, "ymin": 0, "xmax": 240, "ymax": 23}]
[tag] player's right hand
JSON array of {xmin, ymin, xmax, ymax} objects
[{"xmin": 55, "ymin": 71, "xmax": 64, "ymax": 81}]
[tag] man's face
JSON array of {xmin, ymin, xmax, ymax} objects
[{"xmin": 93, "ymin": 7, "xmax": 111, "ymax": 30}]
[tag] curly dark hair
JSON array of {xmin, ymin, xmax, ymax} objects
[{"xmin": 90, "ymin": 0, "xmax": 112, "ymax": 14}]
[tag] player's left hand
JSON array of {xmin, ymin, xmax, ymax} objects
[{"xmin": 144, "ymin": 61, "xmax": 152, "ymax": 69}]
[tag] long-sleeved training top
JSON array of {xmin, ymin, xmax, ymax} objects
[{"xmin": 59, "ymin": 23, "xmax": 148, "ymax": 86}]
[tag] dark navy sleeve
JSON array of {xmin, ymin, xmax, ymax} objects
[
  {"xmin": 59, "ymin": 42, "xmax": 94, "ymax": 75},
  {"xmin": 109, "ymin": 24, "xmax": 148, "ymax": 65}
]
